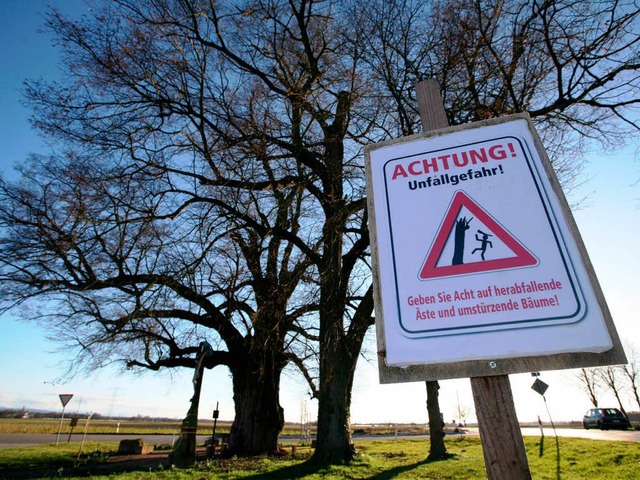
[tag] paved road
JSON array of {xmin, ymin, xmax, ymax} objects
[
  {"xmin": 521, "ymin": 426, "xmax": 640, "ymax": 443},
  {"xmin": 1, "ymin": 428, "xmax": 638, "ymax": 449},
  {"xmin": 389, "ymin": 427, "xmax": 640, "ymax": 444}
]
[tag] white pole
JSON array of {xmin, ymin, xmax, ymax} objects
[{"xmin": 55, "ymin": 406, "xmax": 67, "ymax": 446}]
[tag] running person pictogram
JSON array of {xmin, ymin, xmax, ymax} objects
[{"xmin": 471, "ymin": 229, "xmax": 493, "ymax": 260}]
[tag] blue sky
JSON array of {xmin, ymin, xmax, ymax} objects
[{"xmin": 0, "ymin": 0, "xmax": 638, "ymax": 425}]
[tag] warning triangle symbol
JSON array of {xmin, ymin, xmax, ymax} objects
[{"xmin": 419, "ymin": 191, "xmax": 537, "ymax": 280}]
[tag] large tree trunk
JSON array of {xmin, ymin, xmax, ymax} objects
[
  {"xmin": 311, "ymin": 344, "xmax": 357, "ymax": 464},
  {"xmin": 310, "ymin": 283, "xmax": 373, "ymax": 465},
  {"xmin": 311, "ymin": 235, "xmax": 358, "ymax": 463},
  {"xmin": 309, "ymin": 91, "xmax": 371, "ymax": 465},
  {"xmin": 227, "ymin": 340, "xmax": 286, "ymax": 456},
  {"xmin": 426, "ymin": 380, "xmax": 448, "ymax": 461}
]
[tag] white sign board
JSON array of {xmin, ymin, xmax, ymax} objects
[{"xmin": 366, "ymin": 115, "xmax": 616, "ymax": 368}]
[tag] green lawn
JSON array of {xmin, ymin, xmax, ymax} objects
[
  {"xmin": 0, "ymin": 418, "xmax": 223, "ymax": 435},
  {"xmin": 0, "ymin": 436, "xmax": 638, "ymax": 479},
  {"xmin": 0, "ymin": 418, "xmax": 313, "ymax": 437}
]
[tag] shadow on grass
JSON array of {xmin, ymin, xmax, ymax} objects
[
  {"xmin": 426, "ymin": 452, "xmax": 457, "ymax": 463},
  {"xmin": 0, "ymin": 451, "xmax": 458, "ymax": 479},
  {"xmin": 238, "ymin": 460, "xmax": 325, "ymax": 479},
  {"xmin": 362, "ymin": 459, "xmax": 429, "ymax": 480},
  {"xmin": 0, "ymin": 455, "xmax": 170, "ymax": 479},
  {"xmin": 238, "ymin": 456, "xmax": 439, "ymax": 480}
]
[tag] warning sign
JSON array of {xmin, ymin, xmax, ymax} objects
[
  {"xmin": 419, "ymin": 191, "xmax": 537, "ymax": 279},
  {"xmin": 366, "ymin": 114, "xmax": 616, "ymax": 368}
]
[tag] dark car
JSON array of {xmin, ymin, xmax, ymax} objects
[{"xmin": 582, "ymin": 408, "xmax": 630, "ymax": 430}]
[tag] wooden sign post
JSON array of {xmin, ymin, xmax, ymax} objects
[
  {"xmin": 416, "ymin": 79, "xmax": 530, "ymax": 479},
  {"xmin": 365, "ymin": 79, "xmax": 626, "ymax": 480}
]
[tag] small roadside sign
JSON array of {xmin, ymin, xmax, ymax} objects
[
  {"xmin": 366, "ymin": 113, "xmax": 625, "ymax": 373},
  {"xmin": 531, "ymin": 379, "xmax": 549, "ymax": 397},
  {"xmin": 55, "ymin": 394, "xmax": 74, "ymax": 445}
]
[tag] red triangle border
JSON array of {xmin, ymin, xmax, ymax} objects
[{"xmin": 419, "ymin": 191, "xmax": 538, "ymax": 279}]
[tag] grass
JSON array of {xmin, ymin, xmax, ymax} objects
[
  {"xmin": 0, "ymin": 436, "xmax": 638, "ymax": 479},
  {"xmin": 0, "ymin": 418, "xmax": 223, "ymax": 435},
  {"xmin": 0, "ymin": 441, "xmax": 118, "ymax": 470},
  {"xmin": 0, "ymin": 418, "xmax": 433, "ymax": 437},
  {"xmin": 0, "ymin": 418, "xmax": 322, "ymax": 436}
]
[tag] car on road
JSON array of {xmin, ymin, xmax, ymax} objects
[{"xmin": 582, "ymin": 408, "xmax": 630, "ymax": 430}]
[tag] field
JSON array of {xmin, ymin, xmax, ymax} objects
[
  {"xmin": 0, "ymin": 417, "xmax": 433, "ymax": 437},
  {"xmin": 1, "ymin": 436, "xmax": 639, "ymax": 479},
  {"xmin": 0, "ymin": 417, "xmax": 233, "ymax": 436}
]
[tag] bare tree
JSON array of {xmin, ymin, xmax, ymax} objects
[
  {"xmin": 599, "ymin": 366, "xmax": 628, "ymax": 415},
  {"xmin": 620, "ymin": 344, "xmax": 640, "ymax": 410},
  {"xmin": 435, "ymin": 0, "xmax": 640, "ymax": 183},
  {"xmin": 577, "ymin": 368, "xmax": 603, "ymax": 407},
  {"xmin": 12, "ymin": 0, "xmax": 373, "ymax": 463},
  {"xmin": 425, "ymin": 381, "xmax": 449, "ymax": 461},
  {"xmin": 456, "ymin": 400, "xmax": 470, "ymax": 427},
  {"xmin": 0, "ymin": 149, "xmax": 315, "ymax": 457},
  {"xmin": 2, "ymin": 0, "xmax": 639, "ymax": 466}
]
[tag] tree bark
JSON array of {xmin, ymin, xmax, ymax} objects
[
  {"xmin": 310, "ymin": 283, "xmax": 374, "ymax": 465},
  {"xmin": 227, "ymin": 339, "xmax": 286, "ymax": 456},
  {"xmin": 311, "ymin": 343, "xmax": 357, "ymax": 464},
  {"xmin": 426, "ymin": 380, "xmax": 448, "ymax": 461},
  {"xmin": 309, "ymin": 94, "xmax": 364, "ymax": 464},
  {"xmin": 311, "ymin": 262, "xmax": 357, "ymax": 465}
]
